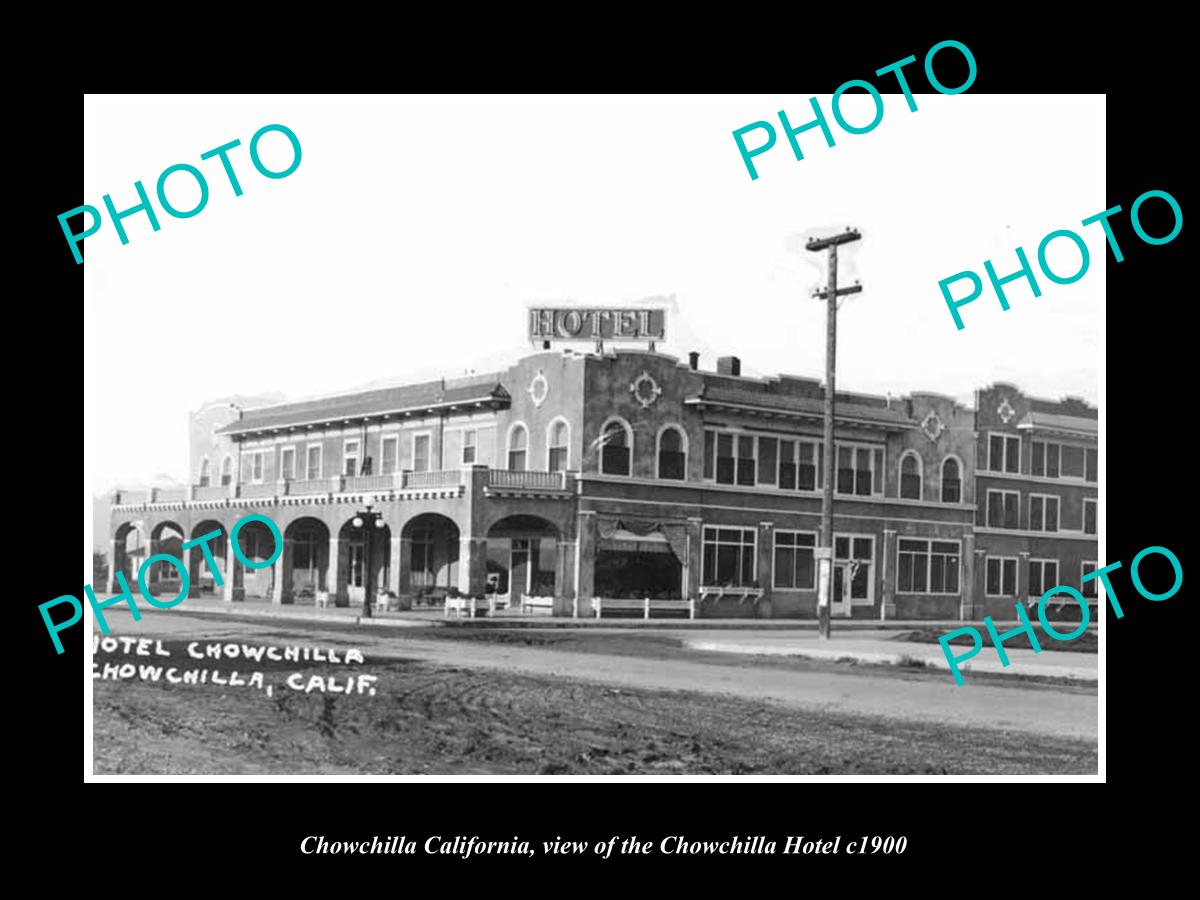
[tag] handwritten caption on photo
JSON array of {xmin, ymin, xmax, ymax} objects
[
  {"xmin": 93, "ymin": 637, "xmax": 378, "ymax": 698},
  {"xmin": 41, "ymin": 512, "xmax": 281, "ymax": 654}
]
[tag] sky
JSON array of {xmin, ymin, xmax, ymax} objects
[{"xmin": 83, "ymin": 93, "xmax": 1103, "ymax": 488}]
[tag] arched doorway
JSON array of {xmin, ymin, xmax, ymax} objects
[
  {"xmin": 110, "ymin": 521, "xmax": 145, "ymax": 592},
  {"xmin": 486, "ymin": 515, "xmax": 559, "ymax": 608},
  {"xmin": 400, "ymin": 513, "xmax": 460, "ymax": 603},
  {"xmin": 232, "ymin": 517, "xmax": 280, "ymax": 601},
  {"xmin": 337, "ymin": 516, "xmax": 391, "ymax": 607},
  {"xmin": 188, "ymin": 520, "xmax": 227, "ymax": 597},
  {"xmin": 146, "ymin": 521, "xmax": 185, "ymax": 591},
  {"xmin": 284, "ymin": 517, "xmax": 330, "ymax": 604}
]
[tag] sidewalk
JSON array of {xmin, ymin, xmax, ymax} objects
[
  {"xmin": 92, "ymin": 597, "xmax": 1098, "ymax": 681},
  {"xmin": 164, "ymin": 597, "xmax": 435, "ymax": 628},
  {"xmin": 107, "ymin": 595, "xmax": 1091, "ymax": 634},
  {"xmin": 683, "ymin": 630, "xmax": 1097, "ymax": 682}
]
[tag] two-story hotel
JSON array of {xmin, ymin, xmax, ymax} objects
[{"xmin": 105, "ymin": 347, "xmax": 1097, "ymax": 620}]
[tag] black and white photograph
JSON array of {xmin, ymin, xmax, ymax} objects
[{"xmin": 80, "ymin": 90, "xmax": 1105, "ymax": 779}]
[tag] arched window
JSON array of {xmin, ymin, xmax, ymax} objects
[
  {"xmin": 198, "ymin": 457, "xmax": 211, "ymax": 487},
  {"xmin": 657, "ymin": 425, "xmax": 687, "ymax": 480},
  {"xmin": 547, "ymin": 419, "xmax": 569, "ymax": 472},
  {"xmin": 507, "ymin": 423, "xmax": 528, "ymax": 471},
  {"xmin": 220, "ymin": 455, "xmax": 233, "ymax": 486},
  {"xmin": 600, "ymin": 418, "xmax": 632, "ymax": 476},
  {"xmin": 941, "ymin": 456, "xmax": 962, "ymax": 504},
  {"xmin": 899, "ymin": 451, "xmax": 922, "ymax": 500}
]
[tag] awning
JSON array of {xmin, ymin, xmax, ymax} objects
[{"xmin": 598, "ymin": 528, "xmax": 677, "ymax": 556}]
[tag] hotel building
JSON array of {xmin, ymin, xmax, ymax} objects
[{"xmin": 105, "ymin": 348, "xmax": 1097, "ymax": 620}]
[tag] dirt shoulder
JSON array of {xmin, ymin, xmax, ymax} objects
[
  {"xmin": 93, "ymin": 641, "xmax": 1096, "ymax": 776},
  {"xmin": 894, "ymin": 626, "xmax": 1097, "ymax": 654},
  {"xmin": 93, "ymin": 612, "xmax": 1098, "ymax": 742}
]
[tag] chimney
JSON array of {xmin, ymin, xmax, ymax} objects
[
  {"xmin": 688, "ymin": 351, "xmax": 700, "ymax": 370},
  {"xmin": 716, "ymin": 356, "xmax": 741, "ymax": 377}
]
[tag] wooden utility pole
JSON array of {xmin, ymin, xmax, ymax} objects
[{"xmin": 806, "ymin": 229, "xmax": 862, "ymax": 640}]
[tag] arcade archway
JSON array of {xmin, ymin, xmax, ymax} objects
[
  {"xmin": 400, "ymin": 513, "xmax": 460, "ymax": 602},
  {"xmin": 486, "ymin": 514, "xmax": 559, "ymax": 607}
]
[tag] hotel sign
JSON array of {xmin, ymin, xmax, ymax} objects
[{"xmin": 529, "ymin": 307, "xmax": 667, "ymax": 342}]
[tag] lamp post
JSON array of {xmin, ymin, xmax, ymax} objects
[
  {"xmin": 806, "ymin": 227, "xmax": 862, "ymax": 640},
  {"xmin": 352, "ymin": 502, "xmax": 386, "ymax": 618}
]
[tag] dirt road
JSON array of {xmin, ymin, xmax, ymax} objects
[{"xmin": 93, "ymin": 610, "xmax": 1097, "ymax": 740}]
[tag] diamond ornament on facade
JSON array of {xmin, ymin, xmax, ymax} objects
[
  {"xmin": 630, "ymin": 370, "xmax": 662, "ymax": 408},
  {"xmin": 997, "ymin": 397, "xmax": 1016, "ymax": 424},
  {"xmin": 920, "ymin": 411, "xmax": 945, "ymax": 442},
  {"xmin": 529, "ymin": 370, "xmax": 549, "ymax": 407}
]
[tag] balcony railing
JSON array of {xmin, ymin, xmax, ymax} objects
[
  {"xmin": 286, "ymin": 478, "xmax": 335, "ymax": 496},
  {"xmin": 402, "ymin": 469, "xmax": 464, "ymax": 489},
  {"xmin": 345, "ymin": 474, "xmax": 400, "ymax": 492},
  {"xmin": 487, "ymin": 469, "xmax": 567, "ymax": 490},
  {"xmin": 166, "ymin": 468, "xmax": 566, "ymax": 506},
  {"xmin": 239, "ymin": 482, "xmax": 278, "ymax": 498}
]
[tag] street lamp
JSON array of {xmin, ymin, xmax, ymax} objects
[{"xmin": 352, "ymin": 502, "xmax": 387, "ymax": 618}]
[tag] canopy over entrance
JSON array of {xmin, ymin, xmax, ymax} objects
[{"xmin": 594, "ymin": 520, "xmax": 684, "ymax": 600}]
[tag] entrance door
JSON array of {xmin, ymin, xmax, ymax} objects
[
  {"xmin": 509, "ymin": 539, "xmax": 531, "ymax": 609},
  {"xmin": 347, "ymin": 541, "xmax": 365, "ymax": 605},
  {"xmin": 832, "ymin": 563, "xmax": 853, "ymax": 617}
]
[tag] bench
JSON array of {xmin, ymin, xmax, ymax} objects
[
  {"xmin": 592, "ymin": 597, "xmax": 696, "ymax": 620},
  {"xmin": 1025, "ymin": 594, "xmax": 1099, "ymax": 617},
  {"xmin": 698, "ymin": 586, "xmax": 764, "ymax": 606},
  {"xmin": 520, "ymin": 595, "xmax": 556, "ymax": 615},
  {"xmin": 444, "ymin": 596, "xmax": 492, "ymax": 619}
]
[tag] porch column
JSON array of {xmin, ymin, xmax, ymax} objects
[
  {"xmin": 271, "ymin": 539, "xmax": 292, "ymax": 605},
  {"xmin": 458, "ymin": 536, "xmax": 488, "ymax": 597},
  {"xmin": 397, "ymin": 536, "xmax": 413, "ymax": 593},
  {"xmin": 756, "ymin": 521, "xmax": 774, "ymax": 619},
  {"xmin": 960, "ymin": 534, "xmax": 976, "ymax": 620},
  {"xmin": 575, "ymin": 511, "xmax": 597, "ymax": 617},
  {"xmin": 222, "ymin": 540, "xmax": 244, "ymax": 602},
  {"xmin": 972, "ymin": 548, "xmax": 988, "ymax": 620},
  {"xmin": 187, "ymin": 543, "xmax": 203, "ymax": 599},
  {"xmin": 332, "ymin": 536, "xmax": 349, "ymax": 606},
  {"xmin": 142, "ymin": 537, "xmax": 158, "ymax": 591},
  {"xmin": 555, "ymin": 539, "xmax": 576, "ymax": 615},
  {"xmin": 685, "ymin": 516, "xmax": 703, "ymax": 600},
  {"xmin": 1017, "ymin": 550, "xmax": 1031, "ymax": 613},
  {"xmin": 881, "ymin": 528, "xmax": 898, "ymax": 620},
  {"xmin": 326, "ymin": 536, "xmax": 341, "ymax": 602},
  {"xmin": 109, "ymin": 538, "xmax": 124, "ymax": 594},
  {"xmin": 389, "ymin": 536, "xmax": 404, "ymax": 595}
]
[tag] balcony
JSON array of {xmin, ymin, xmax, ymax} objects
[
  {"xmin": 344, "ymin": 474, "xmax": 400, "ymax": 492},
  {"xmin": 239, "ymin": 482, "xmax": 279, "ymax": 499},
  {"xmin": 285, "ymin": 478, "xmax": 336, "ymax": 496},
  {"xmin": 403, "ymin": 470, "xmax": 463, "ymax": 489},
  {"xmin": 487, "ymin": 469, "xmax": 568, "ymax": 491},
  {"xmin": 120, "ymin": 467, "xmax": 532, "ymax": 511}
]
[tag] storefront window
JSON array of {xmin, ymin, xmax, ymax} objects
[{"xmin": 702, "ymin": 526, "xmax": 756, "ymax": 586}]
